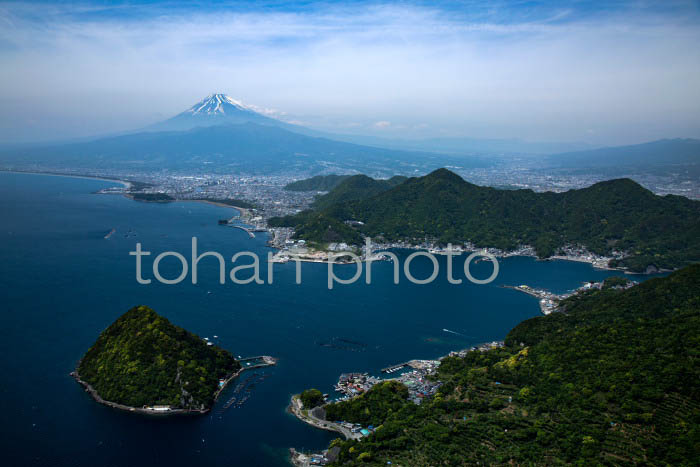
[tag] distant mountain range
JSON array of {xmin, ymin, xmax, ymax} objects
[
  {"xmin": 0, "ymin": 94, "xmax": 492, "ymax": 174},
  {"xmin": 145, "ymin": 94, "xmax": 595, "ymax": 156},
  {"xmin": 546, "ymin": 138, "xmax": 700, "ymax": 168},
  {"xmin": 0, "ymin": 122, "xmax": 490, "ymax": 174},
  {"xmin": 324, "ymin": 134, "xmax": 596, "ymax": 156},
  {"xmin": 0, "ymin": 93, "xmax": 697, "ymax": 175},
  {"xmin": 270, "ymin": 169, "xmax": 700, "ymax": 272}
]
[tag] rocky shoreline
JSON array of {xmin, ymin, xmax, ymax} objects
[
  {"xmin": 71, "ymin": 356, "xmax": 276, "ymax": 417},
  {"xmin": 70, "ymin": 366, "xmax": 208, "ymax": 416}
]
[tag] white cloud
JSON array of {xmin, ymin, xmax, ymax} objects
[
  {"xmin": 0, "ymin": 2, "xmax": 698, "ymax": 143},
  {"xmin": 373, "ymin": 121, "xmax": 391, "ymax": 129}
]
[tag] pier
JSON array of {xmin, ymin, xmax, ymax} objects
[
  {"xmin": 502, "ymin": 284, "xmax": 562, "ymax": 314},
  {"xmin": 229, "ymin": 224, "xmax": 255, "ymax": 238},
  {"xmin": 238, "ymin": 355, "xmax": 277, "ymax": 369},
  {"xmin": 381, "ymin": 361, "xmax": 410, "ymax": 374}
]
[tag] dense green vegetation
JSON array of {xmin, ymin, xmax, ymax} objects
[
  {"xmin": 311, "ymin": 175, "xmax": 408, "ymax": 210},
  {"xmin": 130, "ymin": 192, "xmax": 174, "ymax": 202},
  {"xmin": 300, "ymin": 388, "xmax": 325, "ymax": 409},
  {"xmin": 269, "ymin": 174, "xmax": 408, "ymax": 245},
  {"xmin": 602, "ymin": 276, "xmax": 631, "ymax": 289},
  {"xmin": 193, "ymin": 197, "xmax": 255, "ymax": 209},
  {"xmin": 272, "ymin": 168, "xmax": 700, "ymax": 272},
  {"xmin": 284, "ymin": 174, "xmax": 353, "ymax": 192},
  {"xmin": 313, "ymin": 265, "xmax": 700, "ymax": 465},
  {"xmin": 325, "ymin": 381, "xmax": 409, "ymax": 427},
  {"xmin": 77, "ymin": 306, "xmax": 240, "ymax": 410},
  {"xmin": 268, "ymin": 211, "xmax": 363, "ymax": 246}
]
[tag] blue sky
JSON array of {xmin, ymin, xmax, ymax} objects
[{"xmin": 1, "ymin": 0, "xmax": 699, "ymax": 144}]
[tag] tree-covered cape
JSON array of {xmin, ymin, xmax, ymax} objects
[
  {"xmin": 312, "ymin": 265, "xmax": 700, "ymax": 465},
  {"xmin": 77, "ymin": 306, "xmax": 239, "ymax": 410}
]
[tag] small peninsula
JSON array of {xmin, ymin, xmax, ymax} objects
[{"xmin": 73, "ymin": 306, "xmax": 241, "ymax": 415}]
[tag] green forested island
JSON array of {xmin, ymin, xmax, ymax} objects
[
  {"xmin": 270, "ymin": 168, "xmax": 700, "ymax": 272},
  {"xmin": 307, "ymin": 265, "xmax": 700, "ymax": 465},
  {"xmin": 75, "ymin": 306, "xmax": 240, "ymax": 412}
]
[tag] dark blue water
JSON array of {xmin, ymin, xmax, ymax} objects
[{"xmin": 0, "ymin": 172, "xmax": 660, "ymax": 466}]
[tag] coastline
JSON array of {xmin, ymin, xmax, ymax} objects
[
  {"xmin": 71, "ymin": 356, "xmax": 276, "ymax": 417},
  {"xmin": 0, "ymin": 169, "xmax": 674, "ymax": 275},
  {"xmin": 184, "ymin": 199, "xmax": 251, "ymax": 220},
  {"xmin": 1, "ymin": 169, "xmax": 644, "ymax": 274},
  {"xmin": 71, "ymin": 365, "xmax": 208, "ymax": 416},
  {"xmin": 270, "ymin": 245, "xmax": 633, "ymax": 272},
  {"xmin": 287, "ymin": 395, "xmax": 358, "ymax": 440},
  {"xmin": 0, "ymin": 168, "xmax": 132, "ymax": 189},
  {"xmin": 287, "ymin": 342, "xmax": 503, "ymax": 465},
  {"xmin": 1, "ymin": 171, "xmax": 253, "ymax": 221}
]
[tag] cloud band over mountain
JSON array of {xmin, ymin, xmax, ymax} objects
[{"xmin": 0, "ymin": 1, "xmax": 699, "ymax": 144}]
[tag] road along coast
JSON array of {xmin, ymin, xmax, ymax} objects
[{"xmin": 71, "ymin": 355, "xmax": 277, "ymax": 416}]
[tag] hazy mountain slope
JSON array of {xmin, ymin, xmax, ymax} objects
[
  {"xmin": 323, "ymin": 134, "xmax": 595, "ymax": 155},
  {"xmin": 546, "ymin": 138, "xmax": 700, "ymax": 168},
  {"xmin": 0, "ymin": 123, "xmax": 491, "ymax": 174}
]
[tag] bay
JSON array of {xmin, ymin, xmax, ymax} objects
[{"xmin": 0, "ymin": 172, "xmax": 661, "ymax": 466}]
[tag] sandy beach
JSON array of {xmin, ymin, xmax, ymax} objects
[{"xmin": 0, "ymin": 169, "xmax": 133, "ymax": 189}]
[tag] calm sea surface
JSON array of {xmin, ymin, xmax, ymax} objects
[{"xmin": 0, "ymin": 172, "xmax": 662, "ymax": 466}]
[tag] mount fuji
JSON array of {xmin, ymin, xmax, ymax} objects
[
  {"xmin": 146, "ymin": 93, "xmax": 306, "ymax": 133},
  {"xmin": 0, "ymin": 94, "xmax": 492, "ymax": 174}
]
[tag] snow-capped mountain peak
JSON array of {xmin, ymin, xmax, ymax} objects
[
  {"xmin": 146, "ymin": 93, "xmax": 304, "ymax": 132},
  {"xmin": 186, "ymin": 93, "xmax": 255, "ymax": 116}
]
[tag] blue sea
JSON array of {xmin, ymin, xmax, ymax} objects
[{"xmin": 0, "ymin": 172, "xmax": 661, "ymax": 466}]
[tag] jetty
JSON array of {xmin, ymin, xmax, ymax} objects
[
  {"xmin": 238, "ymin": 355, "xmax": 276, "ymax": 369},
  {"xmin": 502, "ymin": 284, "xmax": 563, "ymax": 314},
  {"xmin": 381, "ymin": 361, "xmax": 410, "ymax": 374},
  {"xmin": 218, "ymin": 217, "xmax": 255, "ymax": 238},
  {"xmin": 230, "ymin": 224, "xmax": 255, "ymax": 238}
]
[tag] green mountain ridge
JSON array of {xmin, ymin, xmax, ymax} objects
[
  {"xmin": 271, "ymin": 168, "xmax": 700, "ymax": 272},
  {"xmin": 312, "ymin": 175, "xmax": 409, "ymax": 210},
  {"xmin": 76, "ymin": 306, "xmax": 240, "ymax": 411},
  {"xmin": 284, "ymin": 174, "xmax": 354, "ymax": 192},
  {"xmin": 309, "ymin": 265, "xmax": 700, "ymax": 465}
]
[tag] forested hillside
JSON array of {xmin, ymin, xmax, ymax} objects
[
  {"xmin": 284, "ymin": 174, "xmax": 353, "ymax": 192},
  {"xmin": 312, "ymin": 265, "xmax": 700, "ymax": 465},
  {"xmin": 271, "ymin": 169, "xmax": 700, "ymax": 272},
  {"xmin": 77, "ymin": 306, "xmax": 240, "ymax": 410}
]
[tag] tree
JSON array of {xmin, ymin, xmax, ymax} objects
[{"xmin": 300, "ymin": 388, "xmax": 324, "ymax": 409}]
